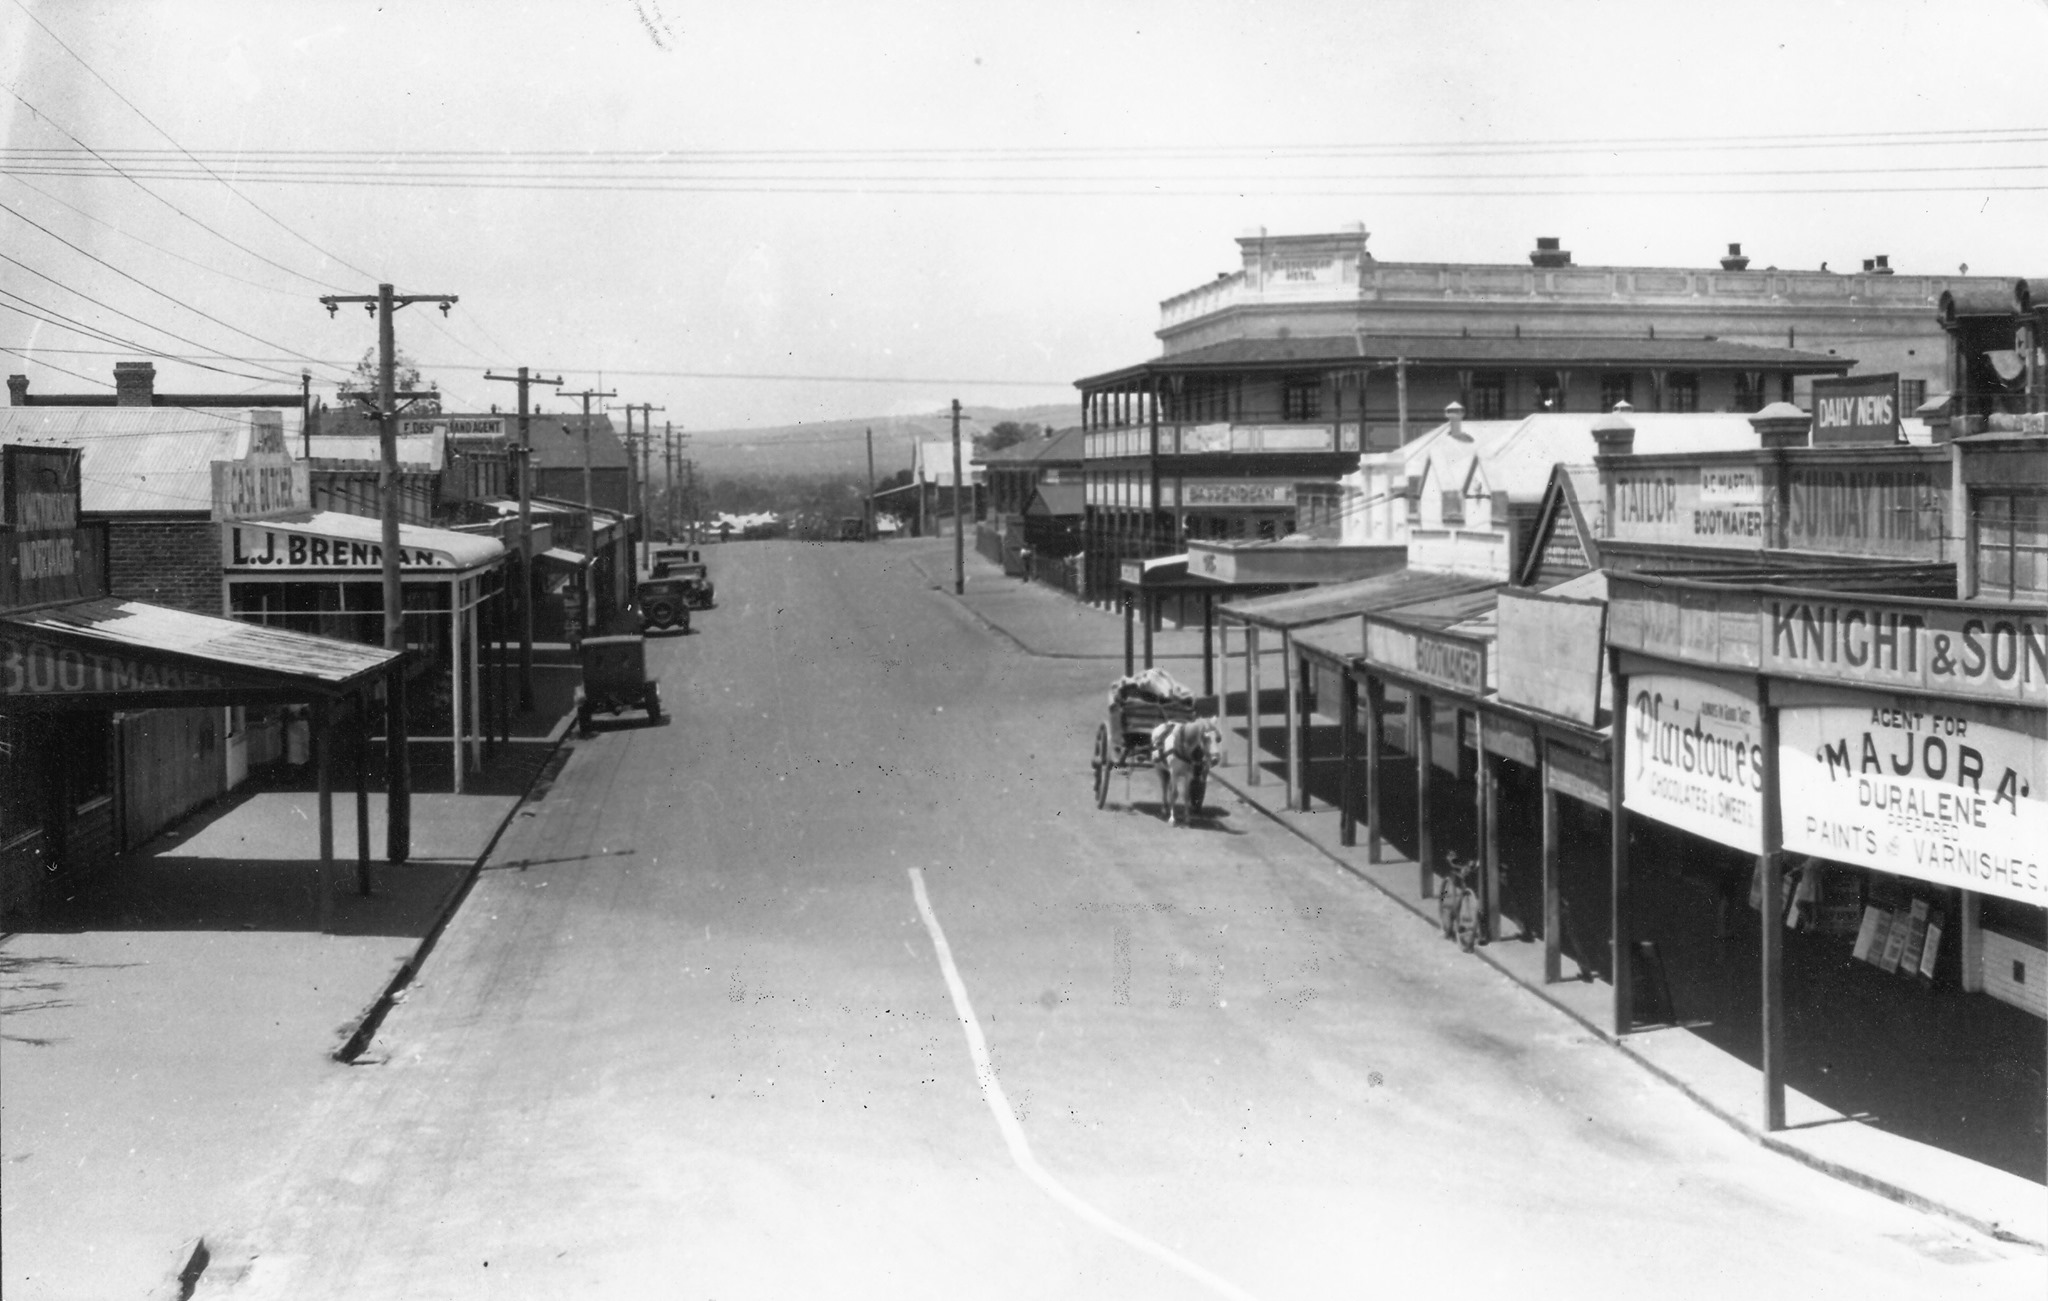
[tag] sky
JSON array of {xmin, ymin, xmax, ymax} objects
[{"xmin": 3, "ymin": 0, "xmax": 2045, "ymax": 432}]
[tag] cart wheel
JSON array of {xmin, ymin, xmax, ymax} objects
[
  {"xmin": 1187, "ymin": 772, "xmax": 1207, "ymax": 817},
  {"xmin": 645, "ymin": 683, "xmax": 662, "ymax": 722},
  {"xmin": 1092, "ymin": 723, "xmax": 1112, "ymax": 809}
]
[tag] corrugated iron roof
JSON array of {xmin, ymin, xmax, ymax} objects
[
  {"xmin": 1222, "ymin": 568, "xmax": 1495, "ymax": 629},
  {"xmin": 1291, "ymin": 619, "xmax": 1366, "ymax": 664},
  {"xmin": 0, "ymin": 406, "xmax": 303, "ymax": 514},
  {"xmin": 306, "ymin": 431, "xmax": 443, "ymax": 470},
  {"xmin": 4, "ymin": 597, "xmax": 397, "ymax": 690}
]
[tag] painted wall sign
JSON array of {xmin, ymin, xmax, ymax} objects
[
  {"xmin": 1624, "ymin": 673, "xmax": 1765, "ymax": 853},
  {"xmin": 1764, "ymin": 596, "xmax": 2046, "ymax": 707},
  {"xmin": 211, "ymin": 454, "xmax": 310, "ymax": 523},
  {"xmin": 223, "ymin": 524, "xmax": 458, "ymax": 570},
  {"xmin": 1780, "ymin": 704, "xmax": 2043, "ymax": 907},
  {"xmin": 1810, "ymin": 372, "xmax": 1900, "ymax": 446},
  {"xmin": 1177, "ymin": 424, "xmax": 1231, "ymax": 454},
  {"xmin": 1607, "ymin": 583, "xmax": 1764, "ymax": 671},
  {"xmin": 1609, "ymin": 464, "xmax": 1766, "ymax": 548},
  {"xmin": 2, "ymin": 445, "xmax": 96, "ymax": 608},
  {"xmin": 1365, "ymin": 619, "xmax": 1488, "ymax": 697},
  {"xmin": 1253, "ymin": 425, "xmax": 1335, "ymax": 452},
  {"xmin": 2, "ymin": 634, "xmax": 227, "ymax": 695},
  {"xmin": 1181, "ymin": 480, "xmax": 1295, "ymax": 508},
  {"xmin": 1783, "ymin": 463, "xmax": 1947, "ymax": 558}
]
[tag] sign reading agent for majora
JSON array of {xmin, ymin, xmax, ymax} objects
[
  {"xmin": 1779, "ymin": 703, "xmax": 2043, "ymax": 907},
  {"xmin": 1624, "ymin": 673, "xmax": 1765, "ymax": 853}
]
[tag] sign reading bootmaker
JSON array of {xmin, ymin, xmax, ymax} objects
[
  {"xmin": 1780, "ymin": 701, "xmax": 2043, "ymax": 906},
  {"xmin": 1625, "ymin": 673, "xmax": 1765, "ymax": 853},
  {"xmin": 1364, "ymin": 619, "xmax": 1488, "ymax": 696}
]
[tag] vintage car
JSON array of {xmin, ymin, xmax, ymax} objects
[
  {"xmin": 636, "ymin": 575, "xmax": 694, "ymax": 634},
  {"xmin": 575, "ymin": 632, "xmax": 661, "ymax": 734},
  {"xmin": 649, "ymin": 546, "xmax": 715, "ymax": 609}
]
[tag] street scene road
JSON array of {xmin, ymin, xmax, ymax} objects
[{"xmin": 175, "ymin": 539, "xmax": 2040, "ymax": 1300}]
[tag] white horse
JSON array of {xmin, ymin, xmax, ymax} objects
[{"xmin": 1150, "ymin": 717, "xmax": 1222, "ymax": 827}]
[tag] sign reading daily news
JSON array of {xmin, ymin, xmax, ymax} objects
[
  {"xmin": 1809, "ymin": 372, "xmax": 1901, "ymax": 446},
  {"xmin": 1624, "ymin": 673, "xmax": 1765, "ymax": 854},
  {"xmin": 2, "ymin": 444, "xmax": 93, "ymax": 608},
  {"xmin": 1780, "ymin": 702, "xmax": 2043, "ymax": 907}
]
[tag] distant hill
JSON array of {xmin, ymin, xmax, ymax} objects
[{"xmin": 680, "ymin": 404, "xmax": 1076, "ymax": 480}]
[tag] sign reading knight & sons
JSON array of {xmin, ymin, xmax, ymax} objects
[{"xmin": 1364, "ymin": 618, "xmax": 1487, "ymax": 696}]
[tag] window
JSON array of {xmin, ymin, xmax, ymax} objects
[
  {"xmin": 1534, "ymin": 376, "xmax": 1562, "ymax": 411},
  {"xmin": 1282, "ymin": 374, "xmax": 1322, "ymax": 421},
  {"xmin": 1974, "ymin": 491, "xmax": 2048, "ymax": 600},
  {"xmin": 1468, "ymin": 372, "xmax": 1505, "ymax": 420},
  {"xmin": 1734, "ymin": 372, "xmax": 1764, "ymax": 413},
  {"xmin": 1668, "ymin": 373, "xmax": 1699, "ymax": 413},
  {"xmin": 1899, "ymin": 378, "xmax": 1928, "ymax": 413},
  {"xmin": 1599, "ymin": 373, "xmax": 1634, "ymax": 411}
]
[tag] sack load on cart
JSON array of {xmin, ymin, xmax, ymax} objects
[{"xmin": 1089, "ymin": 669, "xmax": 1221, "ymax": 826}]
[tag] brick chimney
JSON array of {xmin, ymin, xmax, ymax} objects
[
  {"xmin": 6, "ymin": 374, "xmax": 27, "ymax": 406},
  {"xmin": 1530, "ymin": 236, "xmax": 1572, "ymax": 268},
  {"xmin": 1871, "ymin": 254, "xmax": 1894, "ymax": 275},
  {"xmin": 1591, "ymin": 402, "xmax": 1635, "ymax": 456},
  {"xmin": 1720, "ymin": 242, "xmax": 1750, "ymax": 271},
  {"xmin": 113, "ymin": 360, "xmax": 157, "ymax": 406},
  {"xmin": 1749, "ymin": 401, "xmax": 1812, "ymax": 450}
]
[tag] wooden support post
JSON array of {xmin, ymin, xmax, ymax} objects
[
  {"xmin": 1201, "ymin": 593, "xmax": 1214, "ymax": 699},
  {"xmin": 1609, "ymin": 653, "xmax": 1633, "ymax": 1036},
  {"xmin": 1760, "ymin": 692, "xmax": 1787, "ymax": 1132},
  {"xmin": 1479, "ymin": 729, "xmax": 1500, "ymax": 942},
  {"xmin": 1364, "ymin": 675, "xmax": 1383, "ymax": 863},
  {"xmin": 1142, "ymin": 591, "xmax": 1155, "ymax": 670},
  {"xmin": 315, "ymin": 701, "xmax": 334, "ymax": 933},
  {"xmin": 1542, "ymin": 740, "xmax": 1561, "ymax": 983},
  {"xmin": 1339, "ymin": 670, "xmax": 1358, "ymax": 847},
  {"xmin": 1245, "ymin": 625, "xmax": 1262, "ymax": 785},
  {"xmin": 1218, "ymin": 618, "xmax": 1232, "ymax": 765},
  {"xmin": 1416, "ymin": 693, "xmax": 1435, "ymax": 898},
  {"xmin": 354, "ymin": 697, "xmax": 372, "ymax": 897},
  {"xmin": 1122, "ymin": 592, "xmax": 1135, "ymax": 676},
  {"xmin": 1284, "ymin": 642, "xmax": 1302, "ymax": 809},
  {"xmin": 1296, "ymin": 651, "xmax": 1313, "ymax": 813}
]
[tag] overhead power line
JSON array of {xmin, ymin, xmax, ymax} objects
[
  {"xmin": 0, "ymin": 295, "xmax": 305, "ymax": 386},
  {"xmin": 4, "ymin": 173, "xmax": 306, "ymax": 300}
]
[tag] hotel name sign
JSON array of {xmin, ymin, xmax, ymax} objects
[{"xmin": 1607, "ymin": 576, "xmax": 2046, "ymax": 707}]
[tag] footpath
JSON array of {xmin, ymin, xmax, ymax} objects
[{"xmin": 905, "ymin": 538, "xmax": 2048, "ymax": 1251}]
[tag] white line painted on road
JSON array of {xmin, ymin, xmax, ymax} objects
[{"xmin": 906, "ymin": 868, "xmax": 1263, "ymax": 1301}]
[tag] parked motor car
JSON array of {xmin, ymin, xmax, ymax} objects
[
  {"xmin": 576, "ymin": 632, "xmax": 661, "ymax": 734},
  {"xmin": 649, "ymin": 546, "xmax": 715, "ymax": 608},
  {"xmin": 636, "ymin": 576, "xmax": 693, "ymax": 634}
]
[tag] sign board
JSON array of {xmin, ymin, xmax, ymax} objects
[
  {"xmin": 1810, "ymin": 373, "xmax": 1900, "ymax": 446},
  {"xmin": 1119, "ymin": 561, "xmax": 1144, "ymax": 586},
  {"xmin": 1764, "ymin": 595, "xmax": 2046, "ymax": 708},
  {"xmin": 1181, "ymin": 480, "xmax": 1295, "ymax": 509},
  {"xmin": 1496, "ymin": 588, "xmax": 1606, "ymax": 726},
  {"xmin": 1365, "ymin": 618, "xmax": 1488, "ymax": 697},
  {"xmin": 2, "ymin": 632, "xmax": 228, "ymax": 696},
  {"xmin": 224, "ymin": 523, "xmax": 462, "ymax": 570},
  {"xmin": 1780, "ymin": 702, "xmax": 2043, "ymax": 907},
  {"xmin": 211, "ymin": 454, "xmax": 310, "ymax": 523},
  {"xmin": 1624, "ymin": 672, "xmax": 1765, "ymax": 853},
  {"xmin": 1783, "ymin": 461, "xmax": 1947, "ymax": 558},
  {"xmin": 1546, "ymin": 742, "xmax": 1611, "ymax": 811},
  {"xmin": 398, "ymin": 416, "xmax": 506, "ymax": 438},
  {"xmin": 2, "ymin": 445, "xmax": 96, "ymax": 608},
  {"xmin": 1608, "ymin": 462, "xmax": 1766, "ymax": 549},
  {"xmin": 1178, "ymin": 424, "xmax": 1231, "ymax": 454},
  {"xmin": 1252, "ymin": 425, "xmax": 1335, "ymax": 452},
  {"xmin": 1607, "ymin": 580, "xmax": 1764, "ymax": 672}
]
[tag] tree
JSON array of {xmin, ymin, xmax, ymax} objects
[
  {"xmin": 347, "ymin": 347, "xmax": 441, "ymax": 415},
  {"xmin": 977, "ymin": 421, "xmax": 1041, "ymax": 454}
]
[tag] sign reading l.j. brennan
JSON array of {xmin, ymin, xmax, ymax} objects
[
  {"xmin": 1810, "ymin": 372, "xmax": 1901, "ymax": 446},
  {"xmin": 223, "ymin": 524, "xmax": 456, "ymax": 570}
]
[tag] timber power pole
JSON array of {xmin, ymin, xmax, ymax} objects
[
  {"xmin": 951, "ymin": 399, "xmax": 964, "ymax": 595},
  {"xmin": 619, "ymin": 403, "xmax": 664, "ymax": 568},
  {"xmin": 484, "ymin": 366, "xmax": 562, "ymax": 712},
  {"xmin": 321, "ymin": 282, "xmax": 457, "ymax": 869},
  {"xmin": 562, "ymin": 386, "xmax": 616, "ymax": 640},
  {"xmin": 864, "ymin": 426, "xmax": 875, "ymax": 542}
]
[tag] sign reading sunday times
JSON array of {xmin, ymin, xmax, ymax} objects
[
  {"xmin": 1810, "ymin": 372, "xmax": 1901, "ymax": 446},
  {"xmin": 1780, "ymin": 703, "xmax": 2043, "ymax": 907},
  {"xmin": 1624, "ymin": 673, "xmax": 1765, "ymax": 853}
]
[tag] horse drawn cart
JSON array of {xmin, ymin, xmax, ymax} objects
[{"xmin": 1090, "ymin": 671, "xmax": 1209, "ymax": 816}]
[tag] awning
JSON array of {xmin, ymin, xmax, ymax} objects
[
  {"xmin": 223, "ymin": 510, "xmax": 505, "ymax": 574},
  {"xmin": 538, "ymin": 547, "xmax": 588, "ymax": 568},
  {"xmin": 1292, "ymin": 618, "xmax": 1366, "ymax": 668},
  {"xmin": 2, "ymin": 597, "xmax": 399, "ymax": 708},
  {"xmin": 1222, "ymin": 568, "xmax": 1496, "ymax": 630}
]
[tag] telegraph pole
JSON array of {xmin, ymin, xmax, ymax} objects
[
  {"xmin": 864, "ymin": 426, "xmax": 875, "ymax": 542},
  {"xmin": 685, "ymin": 457, "xmax": 698, "ymax": 544},
  {"xmin": 663, "ymin": 422, "xmax": 677, "ymax": 542},
  {"xmin": 562, "ymin": 386, "xmax": 616, "ymax": 640},
  {"xmin": 616, "ymin": 402, "xmax": 664, "ymax": 568},
  {"xmin": 484, "ymin": 366, "xmax": 562, "ymax": 712},
  {"xmin": 951, "ymin": 399, "xmax": 964, "ymax": 594},
  {"xmin": 320, "ymin": 283, "xmax": 456, "ymax": 869}
]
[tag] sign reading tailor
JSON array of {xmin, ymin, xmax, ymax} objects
[
  {"xmin": 2, "ymin": 445, "xmax": 91, "ymax": 607},
  {"xmin": 1609, "ymin": 464, "xmax": 1766, "ymax": 548},
  {"xmin": 1810, "ymin": 372, "xmax": 1901, "ymax": 446},
  {"xmin": 1780, "ymin": 704, "xmax": 2043, "ymax": 907},
  {"xmin": 1766, "ymin": 596, "xmax": 2046, "ymax": 707},
  {"xmin": 1625, "ymin": 673, "xmax": 1765, "ymax": 853},
  {"xmin": 3, "ymin": 634, "xmax": 227, "ymax": 696},
  {"xmin": 224, "ymin": 524, "xmax": 455, "ymax": 570}
]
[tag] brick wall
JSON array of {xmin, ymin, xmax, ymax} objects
[{"xmin": 107, "ymin": 519, "xmax": 222, "ymax": 614}]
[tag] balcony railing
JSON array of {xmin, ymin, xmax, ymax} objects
[{"xmin": 1083, "ymin": 423, "xmax": 1363, "ymax": 459}]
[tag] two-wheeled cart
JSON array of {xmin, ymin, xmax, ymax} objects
[{"xmin": 1090, "ymin": 692, "xmax": 1206, "ymax": 813}]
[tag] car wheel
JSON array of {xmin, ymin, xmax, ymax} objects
[{"xmin": 644, "ymin": 598, "xmax": 679, "ymax": 628}]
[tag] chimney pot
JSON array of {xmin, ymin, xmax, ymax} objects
[
  {"xmin": 1529, "ymin": 236, "xmax": 1572, "ymax": 268},
  {"xmin": 113, "ymin": 360, "xmax": 157, "ymax": 406},
  {"xmin": 1861, "ymin": 258, "xmax": 1876, "ymax": 273},
  {"xmin": 1749, "ymin": 401, "xmax": 1813, "ymax": 450},
  {"xmin": 6, "ymin": 374, "xmax": 27, "ymax": 406},
  {"xmin": 1872, "ymin": 254, "xmax": 1893, "ymax": 275},
  {"xmin": 1720, "ymin": 241, "xmax": 1751, "ymax": 271},
  {"xmin": 1445, "ymin": 401, "xmax": 1468, "ymax": 441}
]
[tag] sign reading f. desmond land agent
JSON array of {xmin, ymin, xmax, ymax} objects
[{"xmin": 1780, "ymin": 702, "xmax": 2043, "ymax": 906}]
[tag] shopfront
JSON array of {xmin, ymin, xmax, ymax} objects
[
  {"xmin": 219, "ymin": 510, "xmax": 507, "ymax": 793},
  {"xmin": 1606, "ymin": 572, "xmax": 2045, "ymax": 1174}
]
